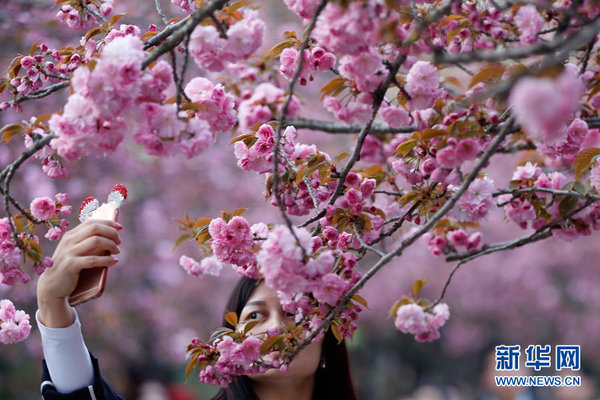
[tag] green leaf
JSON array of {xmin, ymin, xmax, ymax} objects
[
  {"xmin": 208, "ymin": 327, "xmax": 233, "ymax": 342},
  {"xmin": 109, "ymin": 13, "xmax": 126, "ymax": 25},
  {"xmin": 260, "ymin": 335, "xmax": 282, "ymax": 354},
  {"xmin": 412, "ymin": 278, "xmax": 428, "ymax": 297},
  {"xmin": 352, "ymin": 294, "xmax": 369, "ymax": 309},
  {"xmin": 172, "ymin": 234, "xmax": 190, "ymax": 250},
  {"xmin": 469, "ymin": 63, "xmax": 505, "ymax": 88},
  {"xmin": 334, "ymin": 152, "xmax": 350, "ymax": 164},
  {"xmin": 320, "ymin": 77, "xmax": 346, "ymax": 100},
  {"xmin": 559, "ymin": 195, "xmax": 578, "ymax": 218},
  {"xmin": 573, "ymin": 182, "xmax": 587, "ymax": 196},
  {"xmin": 573, "ymin": 147, "xmax": 600, "ymax": 179},
  {"xmin": 232, "ymin": 208, "xmax": 247, "ymax": 217},
  {"xmin": 84, "ymin": 27, "xmax": 103, "ymax": 42},
  {"xmin": 399, "ymin": 192, "xmax": 420, "ymax": 207},
  {"xmin": 331, "ymin": 323, "xmax": 343, "ymax": 343},
  {"xmin": 243, "ymin": 320, "xmax": 261, "ymax": 335},
  {"xmin": 268, "ymin": 40, "xmax": 296, "ymax": 58},
  {"xmin": 192, "ymin": 217, "xmax": 212, "ymax": 229},
  {"xmin": 0, "ymin": 124, "xmax": 24, "ymax": 144},
  {"xmin": 388, "ymin": 297, "xmax": 411, "ymax": 319},
  {"xmin": 394, "ymin": 139, "xmax": 417, "ymax": 157},
  {"xmin": 224, "ymin": 311, "xmax": 238, "ymax": 328}
]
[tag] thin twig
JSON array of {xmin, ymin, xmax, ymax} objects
[
  {"xmin": 154, "ymin": 0, "xmax": 170, "ymax": 25},
  {"xmin": 373, "ymin": 190, "xmax": 404, "ymax": 197},
  {"xmin": 271, "ymin": 0, "xmax": 329, "ymax": 259},
  {"xmin": 289, "ymin": 117, "xmax": 514, "ymax": 362},
  {"xmin": 210, "ymin": 13, "xmax": 228, "ymax": 39},
  {"xmin": 430, "ymin": 198, "xmax": 597, "ymax": 309},
  {"xmin": 492, "ymin": 186, "xmax": 600, "ymax": 202},
  {"xmin": 7, "ymin": 81, "xmax": 70, "ymax": 108},
  {"xmin": 353, "ymin": 222, "xmax": 385, "ymax": 257},
  {"xmin": 82, "ymin": 3, "xmax": 108, "ymax": 23},
  {"xmin": 298, "ymin": 1, "xmax": 453, "ymax": 230},
  {"xmin": 280, "ymin": 152, "xmax": 321, "ymax": 213}
]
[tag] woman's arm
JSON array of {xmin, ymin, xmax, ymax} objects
[
  {"xmin": 36, "ymin": 218, "xmax": 121, "ymax": 395},
  {"xmin": 36, "ymin": 307, "xmax": 94, "ymax": 393}
]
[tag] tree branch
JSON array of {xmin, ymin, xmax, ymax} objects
[
  {"xmin": 430, "ymin": 197, "xmax": 597, "ymax": 309},
  {"xmin": 433, "ymin": 14, "xmax": 600, "ymax": 65},
  {"xmin": 141, "ymin": 0, "xmax": 230, "ymax": 69},
  {"xmin": 284, "ymin": 118, "xmax": 417, "ymax": 135},
  {"xmin": 271, "ymin": 0, "xmax": 329, "ymax": 259}
]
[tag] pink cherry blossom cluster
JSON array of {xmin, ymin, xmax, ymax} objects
[
  {"xmin": 257, "ymin": 225, "xmax": 363, "ymax": 340},
  {"xmin": 0, "ymin": 299, "xmax": 31, "ymax": 344},
  {"xmin": 187, "ymin": 334, "xmax": 266, "ymax": 387},
  {"xmin": 0, "ymin": 218, "xmax": 27, "ymax": 286},
  {"xmin": 184, "ymin": 77, "xmax": 237, "ymax": 136},
  {"xmin": 540, "ymin": 119, "xmax": 595, "ymax": 163},
  {"xmin": 49, "ymin": 35, "xmax": 146, "ymax": 161},
  {"xmin": 233, "ymin": 123, "xmax": 334, "ymax": 216},
  {"xmin": 514, "ymin": 5, "xmax": 544, "ymax": 45},
  {"xmin": 179, "ymin": 255, "xmax": 224, "ymax": 277},
  {"xmin": 48, "ymin": 32, "xmax": 229, "ymax": 162},
  {"xmin": 405, "ymin": 61, "xmax": 443, "ymax": 111},
  {"xmin": 208, "ymin": 217, "xmax": 259, "ymax": 278},
  {"xmin": 234, "ymin": 124, "xmax": 293, "ymax": 174},
  {"xmin": 449, "ymin": 177, "xmax": 495, "ymax": 222},
  {"xmin": 29, "ymin": 194, "xmax": 71, "ymax": 241},
  {"xmin": 1, "ymin": 45, "xmax": 72, "ymax": 109},
  {"xmin": 279, "ymin": 46, "xmax": 336, "ymax": 86},
  {"xmin": 257, "ymin": 225, "xmax": 323, "ymax": 295},
  {"xmin": 237, "ymin": 83, "xmax": 300, "ymax": 131},
  {"xmin": 171, "ymin": 0, "xmax": 197, "ymax": 13},
  {"xmin": 323, "ymin": 94, "xmax": 373, "ymax": 125},
  {"xmin": 282, "ymin": 0, "xmax": 319, "ymax": 19},
  {"xmin": 200, "ymin": 335, "xmax": 263, "ymax": 387},
  {"xmin": 509, "ymin": 65, "xmax": 585, "ymax": 145},
  {"xmin": 435, "ymin": 138, "xmax": 480, "ymax": 169},
  {"xmin": 394, "ymin": 302, "xmax": 450, "ymax": 342},
  {"xmin": 498, "ymin": 162, "xmax": 600, "ymax": 238},
  {"xmin": 423, "ymin": 229, "xmax": 482, "ymax": 257},
  {"xmin": 272, "ymin": 166, "xmax": 335, "ymax": 217},
  {"xmin": 189, "ymin": 9, "xmax": 264, "ymax": 72},
  {"xmin": 254, "ymin": 224, "xmax": 364, "ymax": 340},
  {"xmin": 56, "ymin": 0, "xmax": 114, "ymax": 30},
  {"xmin": 313, "ymin": 2, "xmax": 379, "ymax": 56},
  {"xmin": 23, "ymin": 124, "xmax": 70, "ymax": 179}
]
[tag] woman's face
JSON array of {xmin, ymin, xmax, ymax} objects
[{"xmin": 237, "ymin": 282, "xmax": 322, "ymax": 380}]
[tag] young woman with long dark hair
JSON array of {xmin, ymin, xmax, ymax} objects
[{"xmin": 36, "ymin": 219, "xmax": 358, "ymax": 400}]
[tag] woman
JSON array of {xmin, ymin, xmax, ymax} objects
[{"xmin": 36, "ymin": 219, "xmax": 358, "ymax": 400}]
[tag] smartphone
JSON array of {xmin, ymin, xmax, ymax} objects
[{"xmin": 69, "ymin": 202, "xmax": 119, "ymax": 307}]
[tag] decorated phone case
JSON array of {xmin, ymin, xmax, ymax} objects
[{"xmin": 68, "ymin": 184, "xmax": 127, "ymax": 307}]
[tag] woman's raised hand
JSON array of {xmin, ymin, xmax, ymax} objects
[{"xmin": 37, "ymin": 219, "xmax": 121, "ymax": 328}]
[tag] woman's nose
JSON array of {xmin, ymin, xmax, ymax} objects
[{"xmin": 266, "ymin": 313, "xmax": 287, "ymax": 330}]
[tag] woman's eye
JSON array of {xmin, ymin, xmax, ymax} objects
[{"xmin": 249, "ymin": 311, "xmax": 264, "ymax": 320}]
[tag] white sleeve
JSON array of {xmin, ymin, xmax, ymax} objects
[{"xmin": 36, "ymin": 308, "xmax": 95, "ymax": 393}]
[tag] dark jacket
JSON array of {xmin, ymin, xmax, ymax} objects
[{"xmin": 41, "ymin": 354, "xmax": 125, "ymax": 400}]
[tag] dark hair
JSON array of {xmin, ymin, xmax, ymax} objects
[{"xmin": 210, "ymin": 277, "xmax": 358, "ymax": 400}]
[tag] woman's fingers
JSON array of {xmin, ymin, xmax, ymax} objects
[
  {"xmin": 69, "ymin": 220, "xmax": 121, "ymax": 246},
  {"xmin": 72, "ymin": 235, "xmax": 120, "ymax": 257},
  {"xmin": 71, "ymin": 255, "xmax": 119, "ymax": 272}
]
